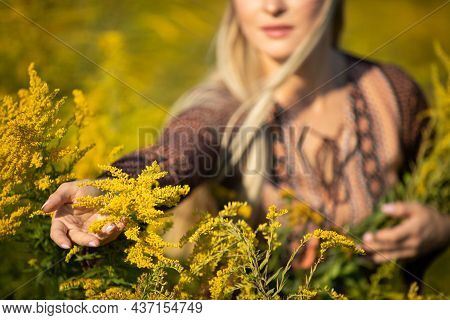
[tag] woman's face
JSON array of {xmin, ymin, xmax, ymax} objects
[{"xmin": 233, "ymin": 0, "xmax": 326, "ymax": 61}]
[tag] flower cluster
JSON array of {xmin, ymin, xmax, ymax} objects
[
  {"xmin": 65, "ymin": 168, "xmax": 364, "ymax": 300},
  {"xmin": 60, "ymin": 267, "xmax": 173, "ymax": 300},
  {"xmin": 312, "ymin": 229, "xmax": 365, "ymax": 257},
  {"xmin": 0, "ymin": 64, "xmax": 92, "ymax": 237},
  {"xmin": 177, "ymin": 201, "xmax": 259, "ymax": 299},
  {"xmin": 73, "ymin": 162, "xmax": 190, "ymax": 272}
]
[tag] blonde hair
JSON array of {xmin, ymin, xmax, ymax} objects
[{"xmin": 171, "ymin": 0, "xmax": 340, "ymax": 208}]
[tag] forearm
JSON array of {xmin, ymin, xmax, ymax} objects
[
  {"xmin": 97, "ymin": 105, "xmax": 239, "ymax": 188},
  {"xmin": 96, "ymin": 137, "xmax": 221, "ymax": 188}
]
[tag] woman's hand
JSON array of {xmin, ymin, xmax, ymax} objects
[
  {"xmin": 42, "ymin": 180, "xmax": 125, "ymax": 249},
  {"xmin": 362, "ymin": 202, "xmax": 450, "ymax": 264}
]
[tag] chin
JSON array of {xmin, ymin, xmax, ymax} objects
[
  {"xmin": 258, "ymin": 41, "xmax": 297, "ymax": 62},
  {"xmin": 264, "ymin": 49, "xmax": 295, "ymax": 62}
]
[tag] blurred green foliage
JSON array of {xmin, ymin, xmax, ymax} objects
[
  {"xmin": 0, "ymin": 0, "xmax": 227, "ymax": 179},
  {"xmin": 0, "ymin": 0, "xmax": 448, "ymax": 299}
]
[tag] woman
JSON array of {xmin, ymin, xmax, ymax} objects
[{"xmin": 42, "ymin": 0, "xmax": 449, "ymax": 268}]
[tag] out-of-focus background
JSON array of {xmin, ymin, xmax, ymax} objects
[{"xmin": 0, "ymin": 0, "xmax": 449, "ymax": 298}]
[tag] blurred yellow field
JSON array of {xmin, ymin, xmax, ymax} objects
[{"xmin": 0, "ymin": 0, "xmax": 449, "ymax": 300}]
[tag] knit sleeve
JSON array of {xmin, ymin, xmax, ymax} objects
[
  {"xmin": 97, "ymin": 88, "xmax": 240, "ymax": 188},
  {"xmin": 379, "ymin": 64, "xmax": 429, "ymax": 169}
]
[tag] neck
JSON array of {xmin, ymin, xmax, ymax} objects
[{"xmin": 261, "ymin": 31, "xmax": 345, "ymax": 107}]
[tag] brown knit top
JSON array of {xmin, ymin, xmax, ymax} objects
[{"xmin": 98, "ymin": 53, "xmax": 427, "ymax": 227}]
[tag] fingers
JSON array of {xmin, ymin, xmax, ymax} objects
[
  {"xmin": 96, "ymin": 222, "xmax": 126, "ymax": 244},
  {"xmin": 363, "ymin": 224, "xmax": 410, "ymax": 253},
  {"xmin": 69, "ymin": 220, "xmax": 126, "ymax": 247},
  {"xmin": 103, "ymin": 223, "xmax": 117, "ymax": 234},
  {"xmin": 97, "ymin": 223, "xmax": 119, "ymax": 239},
  {"xmin": 42, "ymin": 183, "xmax": 76, "ymax": 213},
  {"xmin": 374, "ymin": 220, "xmax": 411, "ymax": 243},
  {"xmin": 371, "ymin": 249, "xmax": 416, "ymax": 264},
  {"xmin": 362, "ymin": 237, "xmax": 396, "ymax": 253},
  {"xmin": 116, "ymin": 220, "xmax": 126, "ymax": 230},
  {"xmin": 51, "ymin": 221, "xmax": 119, "ymax": 249},
  {"xmin": 97, "ymin": 216, "xmax": 127, "ymax": 238},
  {"xmin": 48, "ymin": 197, "xmax": 126, "ymax": 250},
  {"xmin": 381, "ymin": 202, "xmax": 418, "ymax": 217},
  {"xmin": 50, "ymin": 219, "xmax": 72, "ymax": 249},
  {"xmin": 362, "ymin": 217, "xmax": 420, "ymax": 263},
  {"xmin": 68, "ymin": 229, "xmax": 100, "ymax": 247}
]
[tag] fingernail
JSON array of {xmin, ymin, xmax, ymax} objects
[
  {"xmin": 61, "ymin": 244, "xmax": 70, "ymax": 249},
  {"xmin": 382, "ymin": 204, "xmax": 395, "ymax": 213},
  {"xmin": 41, "ymin": 200, "xmax": 49, "ymax": 210},
  {"xmin": 363, "ymin": 233, "xmax": 373, "ymax": 242},
  {"xmin": 88, "ymin": 241, "xmax": 98, "ymax": 247},
  {"xmin": 105, "ymin": 225, "xmax": 115, "ymax": 233}
]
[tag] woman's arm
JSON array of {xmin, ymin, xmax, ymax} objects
[
  {"xmin": 363, "ymin": 203, "xmax": 449, "ymax": 263},
  {"xmin": 379, "ymin": 63, "xmax": 428, "ymax": 170},
  {"xmin": 98, "ymin": 92, "xmax": 240, "ymax": 188},
  {"xmin": 363, "ymin": 65, "xmax": 449, "ymax": 262},
  {"xmin": 44, "ymin": 88, "xmax": 240, "ymax": 249}
]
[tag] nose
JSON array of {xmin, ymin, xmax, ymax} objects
[{"xmin": 263, "ymin": 0, "xmax": 287, "ymax": 17}]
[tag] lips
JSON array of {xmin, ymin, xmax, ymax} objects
[{"xmin": 261, "ymin": 25, "xmax": 293, "ymax": 38}]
